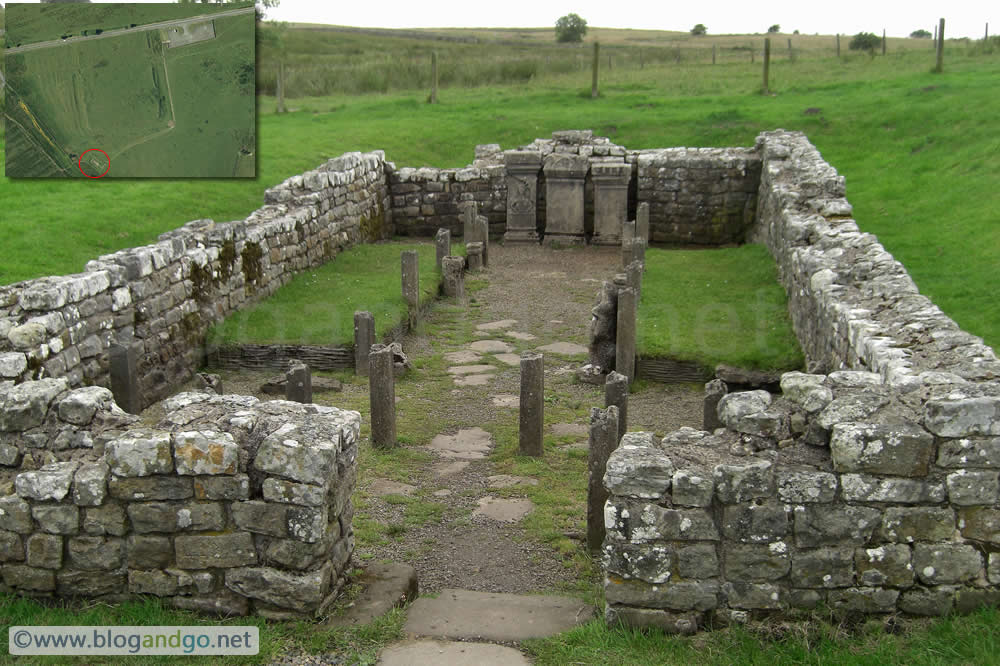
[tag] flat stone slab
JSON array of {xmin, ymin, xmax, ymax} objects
[
  {"xmin": 444, "ymin": 350, "xmax": 482, "ymax": 364},
  {"xmin": 487, "ymin": 475, "xmax": 539, "ymax": 489},
  {"xmin": 505, "ymin": 331, "xmax": 537, "ymax": 341},
  {"xmin": 536, "ymin": 342, "xmax": 588, "ymax": 356},
  {"xmin": 432, "ymin": 489, "xmax": 452, "ymax": 497},
  {"xmin": 476, "ymin": 319, "xmax": 519, "ymax": 331},
  {"xmin": 433, "ymin": 461, "xmax": 470, "ymax": 476},
  {"xmin": 379, "ymin": 639, "xmax": 529, "ymax": 666},
  {"xmin": 454, "ymin": 374, "xmax": 494, "ymax": 387},
  {"xmin": 550, "ymin": 423, "xmax": 588, "ymax": 437},
  {"xmin": 472, "ymin": 496, "xmax": 534, "ymax": 522},
  {"xmin": 427, "ymin": 428, "xmax": 493, "ymax": 460},
  {"xmin": 469, "ymin": 340, "xmax": 514, "ymax": 354},
  {"xmin": 370, "ymin": 479, "xmax": 417, "ymax": 497},
  {"xmin": 494, "ymin": 353, "xmax": 522, "ymax": 366},
  {"xmin": 404, "ymin": 588, "xmax": 594, "ymax": 642},
  {"xmin": 327, "ymin": 562, "xmax": 418, "ymax": 628},
  {"xmin": 447, "ymin": 364, "xmax": 497, "ymax": 375},
  {"xmin": 558, "ymin": 440, "xmax": 588, "ymax": 451},
  {"xmin": 491, "ymin": 394, "xmax": 519, "ymax": 408}
]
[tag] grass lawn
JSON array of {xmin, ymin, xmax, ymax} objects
[
  {"xmin": 637, "ymin": 245, "xmax": 804, "ymax": 371},
  {"xmin": 206, "ymin": 241, "xmax": 442, "ymax": 346}
]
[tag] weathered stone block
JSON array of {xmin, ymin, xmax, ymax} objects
[
  {"xmin": 263, "ymin": 537, "xmax": 329, "ymax": 570},
  {"xmin": 106, "ymin": 430, "xmax": 173, "ymax": 477},
  {"xmin": 225, "ymin": 563, "xmax": 331, "ymax": 610},
  {"xmin": 0, "ymin": 378, "xmax": 68, "ymax": 431},
  {"xmin": 0, "ymin": 530, "xmax": 24, "ymax": 562},
  {"xmin": 128, "ymin": 569, "xmax": 178, "ymax": 596},
  {"xmin": 32, "ymin": 504, "xmax": 79, "ymax": 535},
  {"xmin": 286, "ymin": 506, "xmax": 327, "ymax": 543},
  {"xmin": 776, "ymin": 470, "xmax": 837, "ymax": 503},
  {"xmin": 0, "ymin": 496, "xmax": 33, "ymax": 533},
  {"xmin": 790, "ymin": 548, "xmax": 854, "ymax": 588},
  {"xmin": 605, "ymin": 604, "xmax": 699, "ymax": 634},
  {"xmin": 913, "ymin": 543, "xmax": 981, "ymax": 585},
  {"xmin": 73, "ymin": 462, "xmax": 109, "ymax": 506},
  {"xmin": 881, "ymin": 507, "xmax": 955, "ymax": 543},
  {"xmin": 840, "ymin": 474, "xmax": 945, "ymax": 504},
  {"xmin": 0, "ymin": 352, "xmax": 28, "ymax": 379},
  {"xmin": 794, "ymin": 504, "xmax": 880, "ymax": 547},
  {"xmin": 605, "ymin": 575, "xmax": 719, "ymax": 611},
  {"xmin": 604, "ymin": 434, "xmax": 674, "ymax": 500},
  {"xmin": 946, "ymin": 470, "xmax": 1000, "ymax": 506},
  {"xmin": 173, "ymin": 430, "xmax": 239, "ymax": 475},
  {"xmin": 724, "ymin": 543, "xmax": 790, "ymax": 581},
  {"xmin": 671, "ymin": 470, "xmax": 714, "ymax": 507},
  {"xmin": 816, "ymin": 393, "xmax": 890, "ymax": 430},
  {"xmin": 109, "ymin": 475, "xmax": 193, "ymax": 500},
  {"xmin": 827, "ymin": 587, "xmax": 899, "ymax": 613},
  {"xmin": 175, "ymin": 533, "xmax": 258, "ymax": 569},
  {"xmin": 787, "ymin": 589, "xmax": 824, "ymax": 609},
  {"xmin": 830, "ymin": 423, "xmax": 934, "ymax": 476},
  {"xmin": 26, "ymin": 533, "xmax": 63, "ymax": 569},
  {"xmin": 713, "ymin": 460, "xmax": 774, "ymax": 504},
  {"xmin": 722, "ymin": 582, "xmax": 784, "ymax": 610},
  {"xmin": 855, "ymin": 544, "xmax": 914, "ymax": 587},
  {"xmin": 126, "ymin": 535, "xmax": 172, "ymax": 569},
  {"xmin": 955, "ymin": 587, "xmax": 1000, "ymax": 613},
  {"xmin": 127, "ymin": 501, "xmax": 224, "ymax": 533},
  {"xmin": 262, "ymin": 478, "xmax": 326, "ymax": 507},
  {"xmin": 924, "ymin": 397, "xmax": 1000, "ymax": 438},
  {"xmin": 721, "ymin": 502, "xmax": 788, "ymax": 543},
  {"xmin": 937, "ymin": 438, "xmax": 1000, "ymax": 468},
  {"xmin": 676, "ymin": 543, "xmax": 719, "ymax": 579},
  {"xmin": 82, "ymin": 503, "xmax": 128, "ymax": 536},
  {"xmin": 194, "ymin": 474, "xmax": 249, "ymax": 500},
  {"xmin": 780, "ymin": 372, "xmax": 833, "ymax": 413},
  {"xmin": 717, "ymin": 390, "xmax": 771, "ymax": 428},
  {"xmin": 172, "ymin": 590, "xmax": 250, "ymax": 617},
  {"xmin": 57, "ymin": 387, "xmax": 114, "ymax": 426},
  {"xmin": 231, "ymin": 500, "xmax": 288, "ymax": 538},
  {"xmin": 16, "ymin": 461, "xmax": 79, "ymax": 501},
  {"xmin": 57, "ymin": 570, "xmax": 125, "ymax": 597},
  {"xmin": 1, "ymin": 564, "xmax": 56, "ymax": 591},
  {"xmin": 899, "ymin": 586, "xmax": 955, "ymax": 616},
  {"xmin": 67, "ymin": 536, "xmax": 123, "ymax": 570},
  {"xmin": 602, "ymin": 543, "xmax": 674, "ymax": 583},
  {"xmin": 254, "ymin": 423, "xmax": 339, "ymax": 486}
]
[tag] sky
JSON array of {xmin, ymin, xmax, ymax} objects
[{"xmin": 3, "ymin": 1, "xmax": 993, "ymax": 39}]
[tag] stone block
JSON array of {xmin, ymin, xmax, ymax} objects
[
  {"xmin": 231, "ymin": 500, "xmax": 289, "ymax": 538},
  {"xmin": 955, "ymin": 587, "xmax": 1000, "ymax": 613},
  {"xmin": 789, "ymin": 548, "xmax": 855, "ymax": 588},
  {"xmin": 128, "ymin": 569, "xmax": 179, "ymax": 596},
  {"xmin": 676, "ymin": 543, "xmax": 719, "ymax": 579},
  {"xmin": 32, "ymin": 504, "xmax": 79, "ymax": 535},
  {"xmin": 881, "ymin": 507, "xmax": 955, "ymax": 543},
  {"xmin": 126, "ymin": 535, "xmax": 172, "ymax": 569},
  {"xmin": 263, "ymin": 537, "xmax": 329, "ymax": 570},
  {"xmin": 604, "ymin": 604, "xmax": 699, "ymax": 634},
  {"xmin": 913, "ymin": 543, "xmax": 981, "ymax": 585},
  {"xmin": 899, "ymin": 586, "xmax": 955, "ymax": 616},
  {"xmin": 827, "ymin": 587, "xmax": 899, "ymax": 613},
  {"xmin": 776, "ymin": 471, "xmax": 837, "ymax": 503},
  {"xmin": 779, "ymin": 372, "xmax": 833, "ymax": 413},
  {"xmin": 262, "ymin": 478, "xmax": 326, "ymax": 507},
  {"xmin": 724, "ymin": 543, "xmax": 790, "ymax": 581},
  {"xmin": 109, "ymin": 475, "xmax": 193, "ymax": 500},
  {"xmin": 287, "ymin": 506, "xmax": 327, "ymax": 543},
  {"xmin": 2, "ymin": 564, "xmax": 56, "ymax": 591},
  {"xmin": 26, "ymin": 533, "xmax": 63, "ymax": 569},
  {"xmin": 603, "ymin": 434, "xmax": 673, "ymax": 500},
  {"xmin": 831, "ymin": 423, "xmax": 934, "ymax": 476},
  {"xmin": 67, "ymin": 536, "xmax": 124, "ymax": 570},
  {"xmin": 16, "ymin": 462, "xmax": 79, "ymax": 501},
  {"xmin": 787, "ymin": 589, "xmax": 824, "ymax": 610},
  {"xmin": 855, "ymin": 544, "xmax": 914, "ymax": 587},
  {"xmin": 82, "ymin": 503, "xmax": 128, "ymax": 536},
  {"xmin": 225, "ymin": 563, "xmax": 331, "ymax": 611},
  {"xmin": 937, "ymin": 438, "xmax": 1000, "ymax": 468},
  {"xmin": 722, "ymin": 582, "xmax": 784, "ymax": 610},
  {"xmin": 254, "ymin": 423, "xmax": 339, "ymax": 486},
  {"xmin": 924, "ymin": 397, "xmax": 1000, "ymax": 437},
  {"xmin": 172, "ymin": 591, "xmax": 250, "ymax": 617},
  {"xmin": 0, "ymin": 378, "xmax": 68, "ymax": 431},
  {"xmin": 127, "ymin": 501, "xmax": 225, "ymax": 533},
  {"xmin": 717, "ymin": 390, "xmax": 771, "ymax": 428},
  {"xmin": 816, "ymin": 393, "xmax": 890, "ymax": 430},
  {"xmin": 671, "ymin": 470, "xmax": 714, "ymax": 507},
  {"xmin": 194, "ymin": 474, "xmax": 249, "ymax": 500},
  {"xmin": 713, "ymin": 460, "xmax": 774, "ymax": 504},
  {"xmin": 0, "ymin": 496, "xmax": 33, "ymax": 533},
  {"xmin": 57, "ymin": 387, "xmax": 114, "ymax": 426},
  {"xmin": 946, "ymin": 470, "xmax": 1000, "ymax": 506},
  {"xmin": 721, "ymin": 502, "xmax": 788, "ymax": 543},
  {"xmin": 602, "ymin": 543, "xmax": 674, "ymax": 584},
  {"xmin": 605, "ymin": 575, "xmax": 719, "ymax": 611},
  {"xmin": 0, "ymin": 352, "xmax": 28, "ymax": 379},
  {"xmin": 794, "ymin": 504, "xmax": 880, "ymax": 547},
  {"xmin": 57, "ymin": 570, "xmax": 125, "ymax": 597},
  {"xmin": 173, "ymin": 430, "xmax": 239, "ymax": 475},
  {"xmin": 73, "ymin": 462, "xmax": 109, "ymax": 506},
  {"xmin": 106, "ymin": 430, "xmax": 173, "ymax": 477},
  {"xmin": 175, "ymin": 533, "xmax": 258, "ymax": 569},
  {"xmin": 0, "ymin": 530, "xmax": 23, "ymax": 562},
  {"xmin": 840, "ymin": 474, "xmax": 945, "ymax": 504}
]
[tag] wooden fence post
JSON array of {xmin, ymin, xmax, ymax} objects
[
  {"xmin": 882, "ymin": 29, "xmax": 887, "ymax": 56},
  {"xmin": 430, "ymin": 51, "xmax": 439, "ymax": 103},
  {"xmin": 762, "ymin": 38, "xmax": 771, "ymax": 94},
  {"xmin": 591, "ymin": 41, "xmax": 600, "ymax": 98},
  {"xmin": 836, "ymin": 34, "xmax": 841, "ymax": 58},
  {"xmin": 277, "ymin": 61, "xmax": 286, "ymax": 113},
  {"xmin": 935, "ymin": 18, "xmax": 945, "ymax": 73}
]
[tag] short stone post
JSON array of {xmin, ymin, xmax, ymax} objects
[
  {"xmin": 616, "ymin": 287, "xmax": 637, "ymax": 384},
  {"xmin": 466, "ymin": 242, "xmax": 484, "ymax": 272},
  {"xmin": 587, "ymin": 405, "xmax": 619, "ymax": 554},
  {"xmin": 503, "ymin": 151, "xmax": 542, "ymax": 244},
  {"xmin": 285, "ymin": 361, "xmax": 312, "ymax": 404},
  {"xmin": 621, "ymin": 220, "xmax": 636, "ymax": 268},
  {"xmin": 354, "ymin": 311, "xmax": 375, "ymax": 377},
  {"xmin": 442, "ymin": 256, "xmax": 465, "ymax": 300},
  {"xmin": 435, "ymin": 228, "xmax": 450, "ymax": 273},
  {"xmin": 625, "ymin": 260, "xmax": 643, "ymax": 302},
  {"xmin": 369, "ymin": 344, "xmax": 397, "ymax": 448},
  {"xmin": 461, "ymin": 200, "xmax": 477, "ymax": 242},
  {"xmin": 476, "ymin": 215, "xmax": 489, "ymax": 267},
  {"xmin": 109, "ymin": 343, "xmax": 141, "ymax": 414},
  {"xmin": 636, "ymin": 202, "xmax": 650, "ymax": 243},
  {"xmin": 605, "ymin": 371, "xmax": 628, "ymax": 445},
  {"xmin": 401, "ymin": 250, "xmax": 419, "ymax": 328},
  {"xmin": 519, "ymin": 351, "xmax": 544, "ymax": 457},
  {"xmin": 703, "ymin": 378, "xmax": 727, "ymax": 431}
]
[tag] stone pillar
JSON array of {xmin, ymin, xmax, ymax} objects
[
  {"xmin": 401, "ymin": 250, "xmax": 419, "ymax": 327},
  {"xmin": 441, "ymin": 256, "xmax": 465, "ymax": 300},
  {"xmin": 704, "ymin": 378, "xmax": 727, "ymax": 431},
  {"xmin": 109, "ymin": 343, "xmax": 140, "ymax": 414},
  {"xmin": 625, "ymin": 260, "xmax": 643, "ymax": 302},
  {"xmin": 636, "ymin": 202, "xmax": 650, "ymax": 243},
  {"xmin": 519, "ymin": 351, "xmax": 544, "ymax": 457},
  {"xmin": 591, "ymin": 162, "xmax": 631, "ymax": 246},
  {"xmin": 466, "ymin": 242, "xmax": 484, "ymax": 272},
  {"xmin": 369, "ymin": 344, "xmax": 396, "ymax": 448},
  {"xmin": 354, "ymin": 311, "xmax": 375, "ymax": 377},
  {"xmin": 503, "ymin": 151, "xmax": 542, "ymax": 244},
  {"xmin": 285, "ymin": 361, "xmax": 312, "ymax": 404},
  {"xmin": 616, "ymin": 287, "xmax": 637, "ymax": 384},
  {"xmin": 435, "ymin": 228, "xmax": 450, "ymax": 273},
  {"xmin": 605, "ymin": 371, "xmax": 628, "ymax": 445},
  {"xmin": 476, "ymin": 215, "xmax": 489, "ymax": 268},
  {"xmin": 461, "ymin": 200, "xmax": 478, "ymax": 242},
  {"xmin": 621, "ymin": 220, "xmax": 636, "ymax": 268},
  {"xmin": 542, "ymin": 153, "xmax": 589, "ymax": 245},
  {"xmin": 587, "ymin": 405, "xmax": 619, "ymax": 554}
]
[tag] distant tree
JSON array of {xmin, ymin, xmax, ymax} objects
[
  {"xmin": 691, "ymin": 23, "xmax": 707, "ymax": 36},
  {"xmin": 176, "ymin": 0, "xmax": 279, "ymax": 21},
  {"xmin": 910, "ymin": 29, "xmax": 932, "ymax": 39},
  {"xmin": 850, "ymin": 31, "xmax": 882, "ymax": 53},
  {"xmin": 555, "ymin": 13, "xmax": 588, "ymax": 43},
  {"xmin": 767, "ymin": 24, "xmax": 781, "ymax": 33},
  {"xmin": 793, "ymin": 29, "xmax": 800, "ymax": 35}
]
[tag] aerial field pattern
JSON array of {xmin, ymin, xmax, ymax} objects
[{"xmin": 3, "ymin": 2, "xmax": 255, "ymax": 178}]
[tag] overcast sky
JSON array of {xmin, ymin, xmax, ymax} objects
[{"xmin": 5, "ymin": 1, "xmax": 993, "ymax": 39}]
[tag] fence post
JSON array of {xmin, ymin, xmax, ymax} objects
[
  {"xmin": 836, "ymin": 33, "xmax": 841, "ymax": 58},
  {"xmin": 369, "ymin": 344, "xmax": 397, "ymax": 448},
  {"xmin": 591, "ymin": 41, "xmax": 600, "ymax": 98},
  {"xmin": 712, "ymin": 43, "xmax": 717, "ymax": 65},
  {"xmin": 762, "ymin": 38, "xmax": 771, "ymax": 94},
  {"xmin": 430, "ymin": 51, "xmax": 439, "ymax": 103},
  {"xmin": 276, "ymin": 60, "xmax": 286, "ymax": 113},
  {"xmin": 354, "ymin": 311, "xmax": 375, "ymax": 377},
  {"xmin": 519, "ymin": 352, "xmax": 544, "ymax": 457},
  {"xmin": 587, "ymin": 405, "xmax": 619, "ymax": 554},
  {"xmin": 935, "ymin": 18, "xmax": 945, "ymax": 73}
]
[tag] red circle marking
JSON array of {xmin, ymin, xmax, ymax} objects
[{"xmin": 78, "ymin": 149, "xmax": 110, "ymax": 178}]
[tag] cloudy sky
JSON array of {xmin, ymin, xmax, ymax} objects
[{"xmin": 5, "ymin": 1, "xmax": 993, "ymax": 39}]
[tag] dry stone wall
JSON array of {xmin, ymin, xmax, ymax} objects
[{"xmin": 0, "ymin": 382, "xmax": 359, "ymax": 619}]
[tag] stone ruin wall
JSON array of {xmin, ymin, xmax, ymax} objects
[
  {"xmin": 0, "ymin": 383, "xmax": 360, "ymax": 618},
  {"xmin": 601, "ymin": 130, "xmax": 1000, "ymax": 633},
  {"xmin": 0, "ymin": 151, "xmax": 390, "ymax": 410}
]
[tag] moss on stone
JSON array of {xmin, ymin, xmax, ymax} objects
[
  {"xmin": 218, "ymin": 239, "xmax": 237, "ymax": 282},
  {"xmin": 241, "ymin": 242, "xmax": 263, "ymax": 287}
]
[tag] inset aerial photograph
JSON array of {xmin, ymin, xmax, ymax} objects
[{"xmin": 3, "ymin": 2, "xmax": 255, "ymax": 177}]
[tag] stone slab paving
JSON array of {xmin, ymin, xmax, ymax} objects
[
  {"xmin": 404, "ymin": 589, "xmax": 594, "ymax": 641},
  {"xmin": 447, "ymin": 364, "xmax": 497, "ymax": 375},
  {"xmin": 536, "ymin": 341, "xmax": 588, "ymax": 356},
  {"xmin": 493, "ymin": 353, "xmax": 522, "ymax": 366},
  {"xmin": 369, "ymin": 479, "xmax": 418, "ymax": 497},
  {"xmin": 476, "ymin": 319, "xmax": 519, "ymax": 331},
  {"xmin": 433, "ymin": 461, "xmax": 470, "ymax": 476},
  {"xmin": 472, "ymin": 496, "xmax": 535, "ymax": 522},
  {"xmin": 490, "ymin": 394, "xmax": 519, "ymax": 408},
  {"xmin": 469, "ymin": 339, "xmax": 514, "ymax": 354},
  {"xmin": 378, "ymin": 639, "xmax": 530, "ymax": 666},
  {"xmin": 454, "ymin": 373, "xmax": 494, "ymax": 387},
  {"xmin": 427, "ymin": 427, "xmax": 493, "ymax": 460},
  {"xmin": 443, "ymin": 350, "xmax": 482, "ymax": 363},
  {"xmin": 326, "ymin": 562, "xmax": 418, "ymax": 628},
  {"xmin": 487, "ymin": 474, "xmax": 539, "ymax": 489},
  {"xmin": 505, "ymin": 331, "xmax": 537, "ymax": 341}
]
